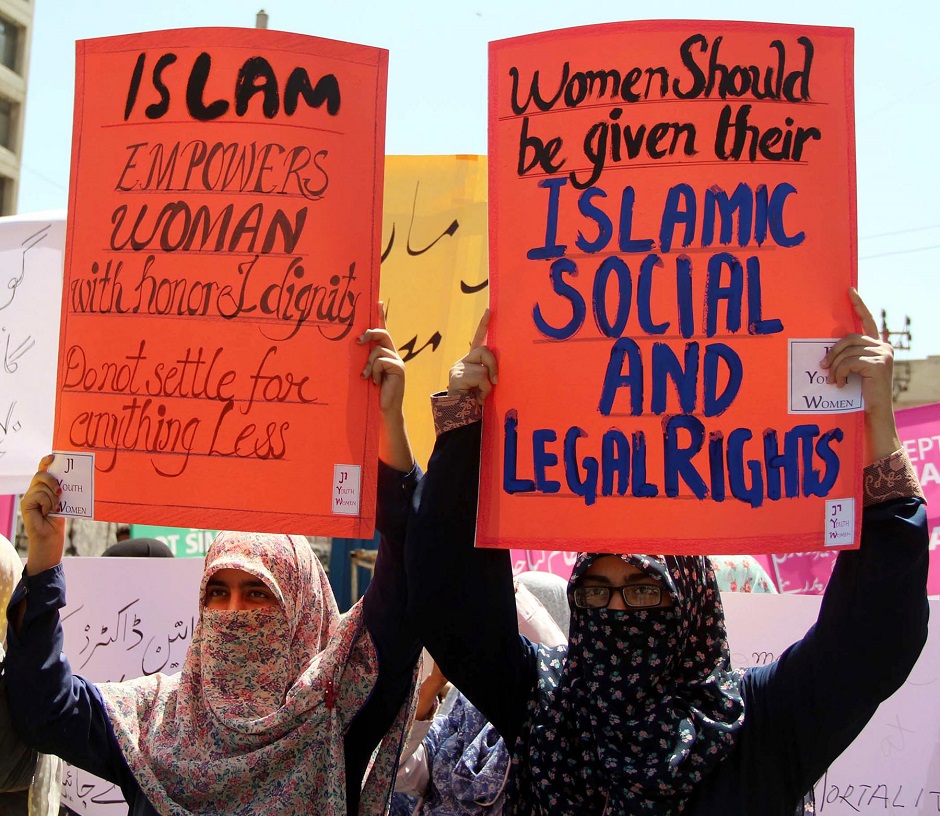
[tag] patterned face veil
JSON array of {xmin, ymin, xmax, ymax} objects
[
  {"xmin": 511, "ymin": 553, "xmax": 745, "ymax": 816},
  {"xmin": 195, "ymin": 532, "xmax": 336, "ymax": 725},
  {"xmin": 192, "ymin": 533, "xmax": 330, "ymax": 729}
]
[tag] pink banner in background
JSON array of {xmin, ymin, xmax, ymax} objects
[
  {"xmin": 511, "ymin": 549, "xmax": 576, "ymax": 581},
  {"xmin": 512, "ymin": 407, "xmax": 940, "ymax": 600},
  {"xmin": 512, "ymin": 549, "xmax": 796, "ymax": 592},
  {"xmin": 897, "ymin": 402, "xmax": 940, "ymax": 596},
  {"xmin": 767, "ymin": 550, "xmax": 838, "ymax": 594},
  {"xmin": 0, "ymin": 495, "xmax": 14, "ymax": 541}
]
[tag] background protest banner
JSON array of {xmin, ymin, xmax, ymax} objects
[
  {"xmin": 54, "ymin": 557, "xmax": 940, "ymax": 814},
  {"xmin": 57, "ymin": 557, "xmax": 204, "ymax": 815},
  {"xmin": 0, "ymin": 494, "xmax": 13, "ymax": 540},
  {"xmin": 511, "ymin": 547, "xmax": 576, "ymax": 579},
  {"xmin": 482, "ymin": 21, "xmax": 863, "ymax": 554},
  {"xmin": 0, "ymin": 212, "xmax": 66, "ymax": 494},
  {"xmin": 897, "ymin": 402, "xmax": 940, "ymax": 595},
  {"xmin": 53, "ymin": 29, "xmax": 388, "ymax": 536},
  {"xmin": 128, "ymin": 523, "xmax": 220, "ymax": 557},
  {"xmin": 380, "ymin": 155, "xmax": 489, "ymax": 468},
  {"xmin": 721, "ymin": 594, "xmax": 940, "ymax": 811},
  {"xmin": 768, "ymin": 549, "xmax": 837, "ymax": 594}
]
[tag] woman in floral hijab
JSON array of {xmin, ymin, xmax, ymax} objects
[
  {"xmin": 6, "ymin": 319, "xmax": 420, "ymax": 816},
  {"xmin": 94, "ymin": 531, "xmax": 413, "ymax": 816}
]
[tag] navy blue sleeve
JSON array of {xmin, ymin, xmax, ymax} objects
[
  {"xmin": 4, "ymin": 566, "xmax": 135, "ymax": 789},
  {"xmin": 405, "ymin": 421, "xmax": 538, "ymax": 748},
  {"xmin": 345, "ymin": 460, "xmax": 422, "ymax": 811},
  {"xmin": 738, "ymin": 497, "xmax": 929, "ymax": 799}
]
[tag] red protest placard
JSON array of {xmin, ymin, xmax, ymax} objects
[
  {"xmin": 54, "ymin": 28, "xmax": 388, "ymax": 536},
  {"xmin": 482, "ymin": 21, "xmax": 862, "ymax": 555}
]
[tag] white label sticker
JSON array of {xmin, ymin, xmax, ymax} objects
[
  {"xmin": 824, "ymin": 498, "xmax": 855, "ymax": 547},
  {"xmin": 48, "ymin": 451, "xmax": 95, "ymax": 519},
  {"xmin": 332, "ymin": 464, "xmax": 361, "ymax": 516},
  {"xmin": 788, "ymin": 339, "xmax": 864, "ymax": 414}
]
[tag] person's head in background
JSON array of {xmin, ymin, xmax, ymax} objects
[
  {"xmin": 0, "ymin": 535, "xmax": 21, "ymax": 634},
  {"xmin": 514, "ymin": 569, "xmax": 570, "ymax": 639},
  {"xmin": 416, "ymin": 573, "xmax": 569, "ymax": 719},
  {"xmin": 102, "ymin": 538, "xmax": 173, "ymax": 558},
  {"xmin": 710, "ymin": 554, "xmax": 778, "ymax": 594}
]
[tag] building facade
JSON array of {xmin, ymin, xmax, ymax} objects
[
  {"xmin": 895, "ymin": 356, "xmax": 940, "ymax": 410},
  {"xmin": 0, "ymin": 0, "xmax": 31, "ymax": 215}
]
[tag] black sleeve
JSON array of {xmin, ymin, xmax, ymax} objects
[
  {"xmin": 0, "ymin": 672, "xmax": 37, "ymax": 792},
  {"xmin": 4, "ymin": 567, "xmax": 134, "ymax": 788},
  {"xmin": 740, "ymin": 497, "xmax": 929, "ymax": 796},
  {"xmin": 344, "ymin": 461, "xmax": 422, "ymax": 811},
  {"xmin": 405, "ymin": 421, "xmax": 537, "ymax": 747}
]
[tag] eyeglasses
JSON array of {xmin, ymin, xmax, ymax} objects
[{"xmin": 571, "ymin": 583, "xmax": 663, "ymax": 609}]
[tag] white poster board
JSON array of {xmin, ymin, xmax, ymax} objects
[
  {"xmin": 722, "ymin": 593, "xmax": 940, "ymax": 812},
  {"xmin": 58, "ymin": 557, "xmax": 203, "ymax": 814},
  {"xmin": 0, "ymin": 211, "xmax": 66, "ymax": 494},
  {"xmin": 53, "ymin": 559, "xmax": 939, "ymax": 815}
]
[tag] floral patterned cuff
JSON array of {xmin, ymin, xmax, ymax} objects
[
  {"xmin": 431, "ymin": 391, "xmax": 482, "ymax": 436},
  {"xmin": 864, "ymin": 448, "xmax": 925, "ymax": 507}
]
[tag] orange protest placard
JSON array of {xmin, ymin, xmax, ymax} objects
[
  {"xmin": 54, "ymin": 28, "xmax": 388, "ymax": 536},
  {"xmin": 481, "ymin": 21, "xmax": 862, "ymax": 554}
]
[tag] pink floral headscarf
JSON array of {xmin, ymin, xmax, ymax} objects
[{"xmin": 98, "ymin": 532, "xmax": 414, "ymax": 816}]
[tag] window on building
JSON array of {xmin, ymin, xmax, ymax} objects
[
  {"xmin": 0, "ymin": 17, "xmax": 20, "ymax": 73},
  {"xmin": 0, "ymin": 97, "xmax": 14, "ymax": 150}
]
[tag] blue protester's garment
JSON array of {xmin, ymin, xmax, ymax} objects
[{"xmin": 423, "ymin": 691, "xmax": 512, "ymax": 816}]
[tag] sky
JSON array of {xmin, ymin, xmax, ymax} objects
[{"xmin": 16, "ymin": 0, "xmax": 940, "ymax": 359}]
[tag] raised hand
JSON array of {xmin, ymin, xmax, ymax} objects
[
  {"xmin": 821, "ymin": 288, "xmax": 900, "ymax": 464},
  {"xmin": 22, "ymin": 454, "xmax": 67, "ymax": 576},
  {"xmin": 358, "ymin": 301, "xmax": 414, "ymax": 472},
  {"xmin": 359, "ymin": 301, "xmax": 405, "ymax": 417},
  {"xmin": 448, "ymin": 309, "xmax": 498, "ymax": 406}
]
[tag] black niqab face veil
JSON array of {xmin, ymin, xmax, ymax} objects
[{"xmin": 509, "ymin": 553, "xmax": 745, "ymax": 816}]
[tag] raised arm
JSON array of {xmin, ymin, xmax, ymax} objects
[
  {"xmin": 5, "ymin": 458, "xmax": 132, "ymax": 786},
  {"xmin": 737, "ymin": 289, "xmax": 929, "ymax": 798},
  {"xmin": 405, "ymin": 313, "xmax": 538, "ymax": 747},
  {"xmin": 344, "ymin": 306, "xmax": 423, "ymax": 811}
]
